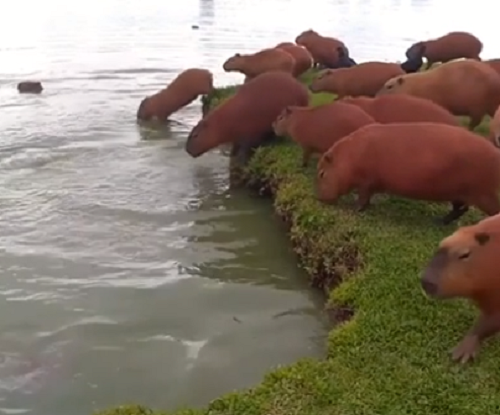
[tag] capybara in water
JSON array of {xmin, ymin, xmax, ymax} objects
[
  {"xmin": 275, "ymin": 44, "xmax": 313, "ymax": 77},
  {"xmin": 376, "ymin": 59, "xmax": 500, "ymax": 130},
  {"xmin": 137, "ymin": 68, "xmax": 213, "ymax": 122},
  {"xmin": 17, "ymin": 81, "xmax": 43, "ymax": 94},
  {"xmin": 340, "ymin": 94, "xmax": 460, "ymax": 126},
  {"xmin": 310, "ymin": 62, "xmax": 404, "ymax": 98},
  {"xmin": 185, "ymin": 71, "xmax": 309, "ymax": 164},
  {"xmin": 272, "ymin": 102, "xmax": 375, "ymax": 167},
  {"xmin": 316, "ymin": 122, "xmax": 500, "ymax": 224},
  {"xmin": 488, "ymin": 104, "xmax": 500, "ymax": 148},
  {"xmin": 222, "ymin": 48, "xmax": 295, "ymax": 80},
  {"xmin": 485, "ymin": 58, "xmax": 500, "ymax": 75},
  {"xmin": 403, "ymin": 31, "xmax": 483, "ymax": 72},
  {"xmin": 421, "ymin": 213, "xmax": 500, "ymax": 363},
  {"xmin": 295, "ymin": 30, "xmax": 353, "ymax": 69}
]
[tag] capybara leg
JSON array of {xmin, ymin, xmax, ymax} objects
[
  {"xmin": 468, "ymin": 115, "xmax": 483, "ymax": 131},
  {"xmin": 301, "ymin": 149, "xmax": 312, "ymax": 168},
  {"xmin": 437, "ymin": 201, "xmax": 469, "ymax": 225},
  {"xmin": 354, "ymin": 187, "xmax": 373, "ymax": 212},
  {"xmin": 473, "ymin": 194, "xmax": 500, "ymax": 216}
]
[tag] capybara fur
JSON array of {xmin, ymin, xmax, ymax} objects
[
  {"xmin": 295, "ymin": 30, "xmax": 353, "ymax": 69},
  {"xmin": 488, "ymin": 104, "xmax": 500, "ymax": 148},
  {"xmin": 310, "ymin": 62, "xmax": 404, "ymax": 97},
  {"xmin": 17, "ymin": 81, "xmax": 43, "ymax": 94},
  {"xmin": 316, "ymin": 122, "xmax": 500, "ymax": 225},
  {"xmin": 421, "ymin": 213, "xmax": 500, "ymax": 363},
  {"xmin": 185, "ymin": 71, "xmax": 309, "ymax": 164},
  {"xmin": 485, "ymin": 58, "xmax": 500, "ymax": 76},
  {"xmin": 272, "ymin": 102, "xmax": 375, "ymax": 167},
  {"xmin": 376, "ymin": 59, "xmax": 500, "ymax": 130},
  {"xmin": 340, "ymin": 94, "xmax": 460, "ymax": 126},
  {"xmin": 275, "ymin": 44, "xmax": 313, "ymax": 77},
  {"xmin": 137, "ymin": 68, "xmax": 213, "ymax": 122},
  {"xmin": 222, "ymin": 48, "xmax": 295, "ymax": 80}
]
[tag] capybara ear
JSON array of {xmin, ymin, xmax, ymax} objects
[
  {"xmin": 234, "ymin": 53, "xmax": 241, "ymax": 57},
  {"xmin": 474, "ymin": 232, "xmax": 490, "ymax": 246}
]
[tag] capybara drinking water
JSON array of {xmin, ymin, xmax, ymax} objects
[
  {"xmin": 295, "ymin": 30, "xmax": 353, "ymax": 69},
  {"xmin": 17, "ymin": 81, "xmax": 43, "ymax": 94},
  {"xmin": 421, "ymin": 213, "xmax": 500, "ymax": 363},
  {"xmin": 488, "ymin": 104, "xmax": 500, "ymax": 148},
  {"xmin": 275, "ymin": 44, "xmax": 313, "ymax": 77},
  {"xmin": 185, "ymin": 71, "xmax": 309, "ymax": 164},
  {"xmin": 340, "ymin": 94, "xmax": 460, "ymax": 126},
  {"xmin": 316, "ymin": 122, "xmax": 500, "ymax": 224},
  {"xmin": 272, "ymin": 102, "xmax": 375, "ymax": 167},
  {"xmin": 310, "ymin": 62, "xmax": 404, "ymax": 97},
  {"xmin": 376, "ymin": 59, "xmax": 500, "ymax": 130},
  {"xmin": 137, "ymin": 68, "xmax": 213, "ymax": 122}
]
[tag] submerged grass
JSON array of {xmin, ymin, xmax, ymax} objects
[{"xmin": 96, "ymin": 69, "xmax": 499, "ymax": 415}]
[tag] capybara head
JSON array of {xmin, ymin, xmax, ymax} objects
[
  {"xmin": 295, "ymin": 30, "xmax": 317, "ymax": 45},
  {"xmin": 185, "ymin": 117, "xmax": 220, "ymax": 158},
  {"xmin": 272, "ymin": 106, "xmax": 297, "ymax": 136},
  {"xmin": 335, "ymin": 46, "xmax": 356, "ymax": 68},
  {"xmin": 315, "ymin": 149, "xmax": 350, "ymax": 203},
  {"xmin": 405, "ymin": 42, "xmax": 426, "ymax": 61},
  {"xmin": 223, "ymin": 54, "xmax": 244, "ymax": 72},
  {"xmin": 376, "ymin": 76, "xmax": 406, "ymax": 95},
  {"xmin": 309, "ymin": 69, "xmax": 335, "ymax": 93},
  {"xmin": 137, "ymin": 97, "xmax": 152, "ymax": 121},
  {"xmin": 17, "ymin": 81, "xmax": 43, "ymax": 94}
]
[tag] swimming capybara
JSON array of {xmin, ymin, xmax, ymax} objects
[
  {"xmin": 275, "ymin": 44, "xmax": 313, "ymax": 77},
  {"xmin": 488, "ymin": 104, "xmax": 500, "ymax": 148},
  {"xmin": 222, "ymin": 48, "xmax": 295, "ymax": 81},
  {"xmin": 17, "ymin": 81, "xmax": 43, "ymax": 94},
  {"xmin": 185, "ymin": 71, "xmax": 309, "ymax": 164},
  {"xmin": 340, "ymin": 94, "xmax": 460, "ymax": 126},
  {"xmin": 295, "ymin": 30, "xmax": 354, "ymax": 69},
  {"xmin": 421, "ymin": 213, "xmax": 500, "ymax": 363},
  {"xmin": 137, "ymin": 68, "xmax": 213, "ymax": 122},
  {"xmin": 310, "ymin": 62, "xmax": 405, "ymax": 97},
  {"xmin": 272, "ymin": 102, "xmax": 375, "ymax": 167},
  {"xmin": 316, "ymin": 122, "xmax": 500, "ymax": 224},
  {"xmin": 376, "ymin": 59, "xmax": 500, "ymax": 130},
  {"xmin": 402, "ymin": 31, "xmax": 483, "ymax": 72}
]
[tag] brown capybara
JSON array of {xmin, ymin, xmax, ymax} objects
[
  {"xmin": 488, "ymin": 104, "xmax": 500, "ymax": 148},
  {"xmin": 295, "ymin": 30, "xmax": 353, "ymax": 69},
  {"xmin": 316, "ymin": 122, "xmax": 500, "ymax": 224},
  {"xmin": 275, "ymin": 42, "xmax": 296, "ymax": 48},
  {"xmin": 17, "ymin": 81, "xmax": 43, "ymax": 94},
  {"xmin": 222, "ymin": 48, "xmax": 295, "ymax": 80},
  {"xmin": 275, "ymin": 44, "xmax": 313, "ymax": 77},
  {"xmin": 376, "ymin": 59, "xmax": 500, "ymax": 130},
  {"xmin": 340, "ymin": 94, "xmax": 460, "ymax": 126},
  {"xmin": 137, "ymin": 68, "xmax": 213, "ymax": 122},
  {"xmin": 272, "ymin": 102, "xmax": 375, "ymax": 167},
  {"xmin": 485, "ymin": 58, "xmax": 500, "ymax": 75},
  {"xmin": 185, "ymin": 71, "xmax": 309, "ymax": 164},
  {"xmin": 421, "ymin": 213, "xmax": 500, "ymax": 363},
  {"xmin": 310, "ymin": 62, "xmax": 405, "ymax": 97}
]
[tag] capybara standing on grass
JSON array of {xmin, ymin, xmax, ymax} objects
[
  {"xmin": 295, "ymin": 30, "xmax": 354, "ymax": 69},
  {"xmin": 272, "ymin": 102, "xmax": 375, "ymax": 167},
  {"xmin": 275, "ymin": 44, "xmax": 313, "ymax": 77},
  {"xmin": 316, "ymin": 122, "xmax": 500, "ymax": 224},
  {"xmin": 376, "ymin": 59, "xmax": 500, "ymax": 130},
  {"xmin": 185, "ymin": 71, "xmax": 309, "ymax": 164},
  {"xmin": 137, "ymin": 68, "xmax": 213, "ymax": 122},
  {"xmin": 488, "ymin": 104, "xmax": 500, "ymax": 148},
  {"xmin": 340, "ymin": 94, "xmax": 460, "ymax": 126},
  {"xmin": 310, "ymin": 62, "xmax": 404, "ymax": 98},
  {"xmin": 421, "ymin": 213, "xmax": 500, "ymax": 363}
]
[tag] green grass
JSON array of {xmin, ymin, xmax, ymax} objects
[{"xmin": 95, "ymin": 69, "xmax": 499, "ymax": 415}]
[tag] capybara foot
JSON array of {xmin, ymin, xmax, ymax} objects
[
  {"xmin": 438, "ymin": 202, "xmax": 469, "ymax": 225},
  {"xmin": 17, "ymin": 81, "xmax": 43, "ymax": 94},
  {"xmin": 451, "ymin": 334, "xmax": 480, "ymax": 364},
  {"xmin": 354, "ymin": 189, "xmax": 373, "ymax": 212}
]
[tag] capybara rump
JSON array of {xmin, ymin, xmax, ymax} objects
[{"xmin": 275, "ymin": 44, "xmax": 313, "ymax": 77}]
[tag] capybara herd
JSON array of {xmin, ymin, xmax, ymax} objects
[{"xmin": 133, "ymin": 29, "xmax": 500, "ymax": 364}]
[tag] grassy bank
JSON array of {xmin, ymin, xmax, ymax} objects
[{"xmin": 96, "ymin": 71, "xmax": 499, "ymax": 415}]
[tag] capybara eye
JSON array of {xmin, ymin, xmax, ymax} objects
[{"xmin": 458, "ymin": 250, "xmax": 471, "ymax": 260}]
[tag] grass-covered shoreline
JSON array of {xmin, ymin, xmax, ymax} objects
[{"xmin": 96, "ymin": 70, "xmax": 500, "ymax": 415}]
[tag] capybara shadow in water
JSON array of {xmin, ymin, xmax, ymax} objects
[
  {"xmin": 316, "ymin": 122, "xmax": 500, "ymax": 225},
  {"xmin": 222, "ymin": 49, "xmax": 295, "ymax": 81},
  {"xmin": 403, "ymin": 31, "xmax": 483, "ymax": 71},
  {"xmin": 295, "ymin": 30, "xmax": 353, "ymax": 69},
  {"xmin": 488, "ymin": 104, "xmax": 500, "ymax": 148},
  {"xmin": 421, "ymin": 214, "xmax": 500, "ymax": 363},
  {"xmin": 17, "ymin": 81, "xmax": 43, "ymax": 94},
  {"xmin": 137, "ymin": 68, "xmax": 213, "ymax": 122},
  {"xmin": 275, "ymin": 44, "xmax": 313, "ymax": 77},
  {"xmin": 310, "ymin": 62, "xmax": 404, "ymax": 98},
  {"xmin": 185, "ymin": 71, "xmax": 309, "ymax": 165},
  {"xmin": 376, "ymin": 59, "xmax": 500, "ymax": 130},
  {"xmin": 340, "ymin": 94, "xmax": 460, "ymax": 126},
  {"xmin": 272, "ymin": 102, "xmax": 375, "ymax": 167}
]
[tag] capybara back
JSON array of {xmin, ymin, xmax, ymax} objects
[{"xmin": 222, "ymin": 49, "xmax": 295, "ymax": 79}]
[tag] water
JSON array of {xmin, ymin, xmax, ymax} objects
[{"xmin": 0, "ymin": 0, "xmax": 499, "ymax": 414}]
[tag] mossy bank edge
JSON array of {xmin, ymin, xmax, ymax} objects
[{"xmin": 96, "ymin": 70, "xmax": 500, "ymax": 415}]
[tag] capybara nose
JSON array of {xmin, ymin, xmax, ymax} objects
[{"xmin": 421, "ymin": 279, "xmax": 438, "ymax": 297}]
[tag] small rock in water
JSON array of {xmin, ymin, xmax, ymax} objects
[
  {"xmin": 191, "ymin": 24, "xmax": 200, "ymax": 29},
  {"xmin": 17, "ymin": 81, "xmax": 43, "ymax": 94}
]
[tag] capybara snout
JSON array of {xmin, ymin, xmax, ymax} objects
[{"xmin": 421, "ymin": 248, "xmax": 450, "ymax": 298}]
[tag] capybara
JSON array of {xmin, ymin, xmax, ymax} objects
[
  {"xmin": 310, "ymin": 62, "xmax": 404, "ymax": 97},
  {"xmin": 295, "ymin": 30, "xmax": 354, "ymax": 69},
  {"xmin": 185, "ymin": 71, "xmax": 309, "ymax": 164},
  {"xmin": 485, "ymin": 58, "xmax": 500, "ymax": 75},
  {"xmin": 272, "ymin": 102, "xmax": 375, "ymax": 167},
  {"xmin": 340, "ymin": 94, "xmax": 460, "ymax": 126},
  {"xmin": 376, "ymin": 59, "xmax": 500, "ymax": 130},
  {"xmin": 488, "ymin": 104, "xmax": 500, "ymax": 148},
  {"xmin": 316, "ymin": 122, "xmax": 500, "ymax": 224},
  {"xmin": 275, "ymin": 44, "xmax": 313, "ymax": 77},
  {"xmin": 421, "ymin": 213, "xmax": 500, "ymax": 363},
  {"xmin": 222, "ymin": 48, "xmax": 295, "ymax": 80},
  {"xmin": 17, "ymin": 81, "xmax": 43, "ymax": 94},
  {"xmin": 137, "ymin": 68, "xmax": 213, "ymax": 122},
  {"xmin": 403, "ymin": 31, "xmax": 483, "ymax": 72}
]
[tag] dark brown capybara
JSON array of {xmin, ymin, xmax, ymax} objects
[
  {"xmin": 485, "ymin": 58, "xmax": 500, "ymax": 75},
  {"xmin": 402, "ymin": 31, "xmax": 483, "ymax": 73},
  {"xmin": 275, "ymin": 44, "xmax": 313, "ymax": 77},
  {"xmin": 340, "ymin": 94, "xmax": 460, "ymax": 126},
  {"xmin": 272, "ymin": 102, "xmax": 375, "ymax": 167},
  {"xmin": 185, "ymin": 71, "xmax": 309, "ymax": 164},
  {"xmin": 376, "ymin": 59, "xmax": 500, "ymax": 130},
  {"xmin": 310, "ymin": 62, "xmax": 404, "ymax": 97},
  {"xmin": 17, "ymin": 81, "xmax": 43, "ymax": 94},
  {"xmin": 488, "ymin": 104, "xmax": 500, "ymax": 148},
  {"xmin": 137, "ymin": 68, "xmax": 213, "ymax": 122},
  {"xmin": 421, "ymin": 213, "xmax": 500, "ymax": 363},
  {"xmin": 295, "ymin": 30, "xmax": 354, "ymax": 69},
  {"xmin": 316, "ymin": 122, "xmax": 500, "ymax": 225}
]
